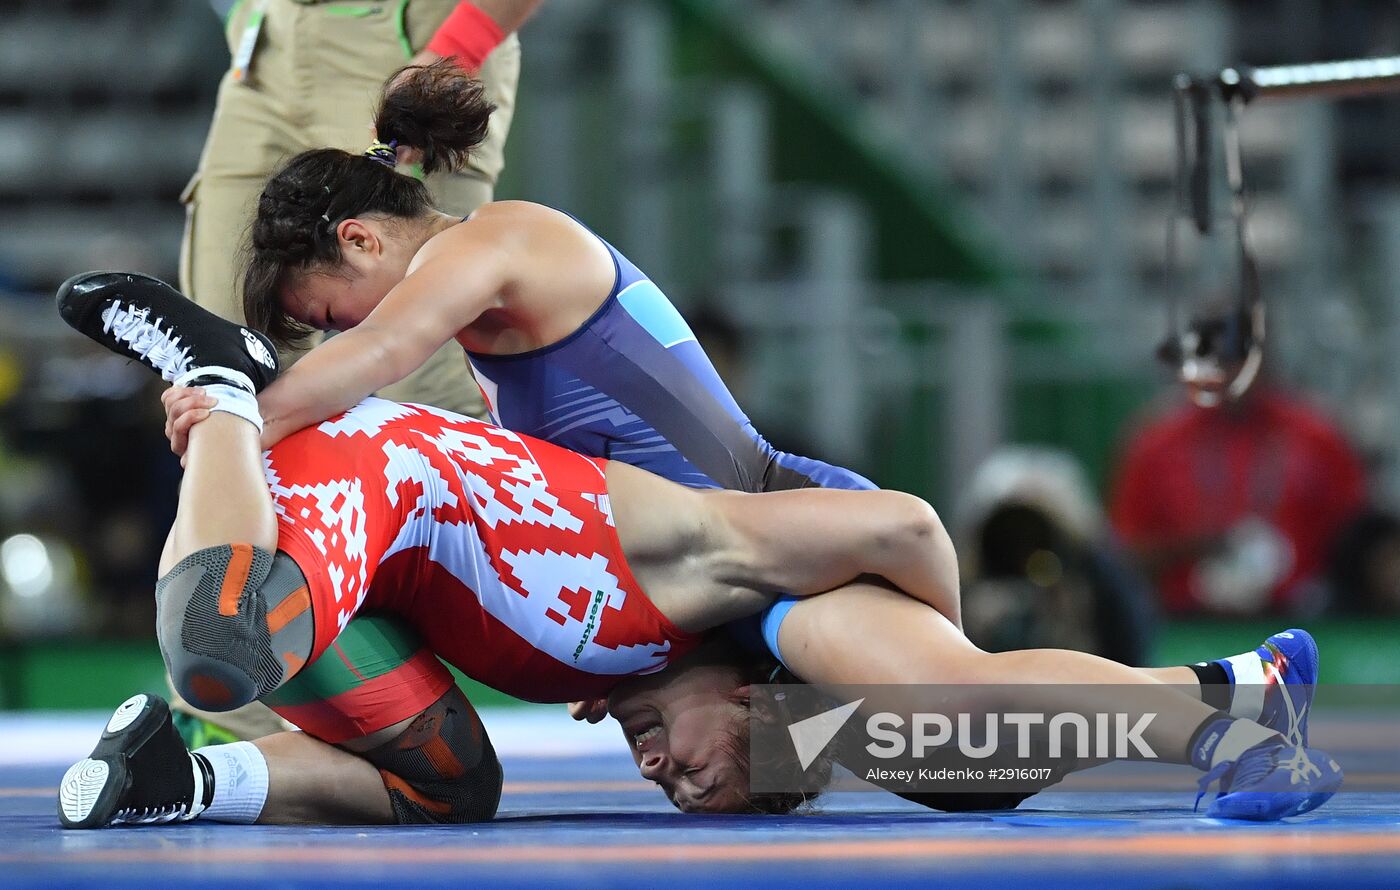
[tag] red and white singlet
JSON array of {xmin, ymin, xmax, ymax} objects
[{"xmin": 267, "ymin": 398, "xmax": 698, "ymax": 703}]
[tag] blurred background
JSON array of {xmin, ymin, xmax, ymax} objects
[{"xmin": 1, "ymin": 0, "xmax": 1399, "ymax": 712}]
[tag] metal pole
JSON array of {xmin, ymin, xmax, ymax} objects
[
  {"xmin": 1378, "ymin": 196, "xmax": 1400, "ymax": 501},
  {"xmin": 945, "ymin": 300, "xmax": 1006, "ymax": 501},
  {"xmin": 519, "ymin": 8, "xmax": 584, "ymax": 210},
  {"xmin": 616, "ymin": 0, "xmax": 673, "ymax": 283},
  {"xmin": 987, "ymin": 0, "xmax": 1030, "ymax": 264},
  {"xmin": 1220, "ymin": 56, "xmax": 1400, "ymax": 103},
  {"xmin": 712, "ymin": 86, "xmax": 769, "ymax": 281},
  {"xmin": 800, "ymin": 194, "xmax": 869, "ymax": 467},
  {"xmin": 1087, "ymin": 0, "xmax": 1128, "ymax": 308}
]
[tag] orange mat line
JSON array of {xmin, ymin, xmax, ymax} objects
[{"xmin": 5, "ymin": 832, "xmax": 1400, "ymax": 866}]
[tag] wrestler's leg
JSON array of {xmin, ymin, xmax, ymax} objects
[
  {"xmin": 56, "ymin": 275, "xmax": 325, "ymax": 713},
  {"xmin": 141, "ymin": 403, "xmax": 318, "ymax": 716},
  {"xmin": 260, "ymin": 615, "xmax": 502, "ymax": 825},
  {"xmin": 243, "ymin": 688, "xmax": 501, "ymax": 825},
  {"xmin": 603, "ymin": 464, "xmax": 1229, "ymax": 763},
  {"xmin": 625, "ymin": 472, "xmax": 1294, "ymax": 732},
  {"xmin": 221, "ymin": 669, "xmax": 502, "ymax": 826},
  {"xmin": 61, "ymin": 684, "xmax": 484, "ymax": 828},
  {"xmin": 208, "ymin": 611, "xmax": 429, "ymax": 824},
  {"xmin": 247, "ymin": 731, "xmax": 393, "ymax": 823},
  {"xmin": 162, "ymin": 413, "xmax": 277, "ymax": 572},
  {"xmin": 609, "ymin": 462, "xmax": 1308, "ymax": 766},
  {"xmin": 61, "ymin": 616, "xmax": 499, "ymax": 828},
  {"xmin": 774, "ymin": 583, "xmax": 1271, "ymax": 767}
]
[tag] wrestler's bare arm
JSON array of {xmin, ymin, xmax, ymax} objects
[{"xmin": 605, "ymin": 461, "xmax": 960, "ymax": 632}]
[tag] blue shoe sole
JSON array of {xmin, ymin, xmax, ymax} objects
[
  {"xmin": 1207, "ymin": 788, "xmax": 1338, "ymax": 821},
  {"xmin": 1207, "ymin": 770, "xmax": 1343, "ymax": 821}
]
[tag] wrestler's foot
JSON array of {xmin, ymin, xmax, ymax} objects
[
  {"xmin": 55, "ymin": 271, "xmax": 279, "ymax": 393},
  {"xmin": 58, "ymin": 693, "xmax": 210, "ymax": 829},
  {"xmin": 1254, "ymin": 629, "xmax": 1317, "ymax": 747},
  {"xmin": 1196, "ymin": 738, "xmax": 1343, "ymax": 821},
  {"xmin": 1202, "ymin": 628, "xmax": 1317, "ymax": 746}
]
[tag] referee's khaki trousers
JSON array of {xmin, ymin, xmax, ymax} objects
[{"xmin": 180, "ymin": 0, "xmax": 521, "ymax": 418}]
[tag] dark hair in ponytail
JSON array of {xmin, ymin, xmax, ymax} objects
[{"xmin": 243, "ymin": 59, "xmax": 496, "ymax": 347}]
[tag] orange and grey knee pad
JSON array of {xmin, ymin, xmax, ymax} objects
[
  {"xmin": 366, "ymin": 688, "xmax": 503, "ymax": 825},
  {"xmin": 155, "ymin": 544, "xmax": 312, "ymax": 713}
]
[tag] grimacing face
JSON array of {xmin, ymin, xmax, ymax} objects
[{"xmin": 606, "ymin": 657, "xmax": 756, "ymax": 814}]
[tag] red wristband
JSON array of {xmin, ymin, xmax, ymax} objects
[{"xmin": 426, "ymin": 2, "xmax": 506, "ymax": 72}]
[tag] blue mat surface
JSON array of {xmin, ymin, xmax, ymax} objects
[{"xmin": 5, "ymin": 750, "xmax": 1400, "ymax": 889}]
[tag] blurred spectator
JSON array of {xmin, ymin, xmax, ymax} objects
[
  {"xmin": 1329, "ymin": 508, "xmax": 1400, "ymax": 615},
  {"xmin": 955, "ymin": 447, "xmax": 1155, "ymax": 666},
  {"xmin": 1109, "ymin": 375, "xmax": 1366, "ymax": 616}
]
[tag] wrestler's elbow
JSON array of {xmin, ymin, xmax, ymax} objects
[
  {"xmin": 875, "ymin": 492, "xmax": 949, "ymax": 556},
  {"xmin": 875, "ymin": 493, "xmax": 960, "ymax": 608}
]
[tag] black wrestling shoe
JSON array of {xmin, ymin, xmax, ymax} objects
[
  {"xmin": 55, "ymin": 271, "xmax": 279, "ymax": 393},
  {"xmin": 58, "ymin": 693, "xmax": 211, "ymax": 829}
]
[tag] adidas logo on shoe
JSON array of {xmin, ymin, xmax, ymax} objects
[{"xmin": 242, "ymin": 329, "xmax": 277, "ymax": 370}]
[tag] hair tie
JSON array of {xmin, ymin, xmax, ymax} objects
[{"xmin": 363, "ymin": 140, "xmax": 399, "ymax": 168}]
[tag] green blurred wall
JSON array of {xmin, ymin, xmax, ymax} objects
[{"xmin": 0, "ymin": 641, "xmax": 521, "ymax": 711}]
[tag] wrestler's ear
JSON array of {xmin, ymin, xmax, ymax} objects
[
  {"xmin": 743, "ymin": 688, "xmax": 792, "ymax": 729},
  {"xmin": 335, "ymin": 219, "xmax": 380, "ymax": 256}
]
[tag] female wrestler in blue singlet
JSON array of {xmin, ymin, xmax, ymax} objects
[
  {"xmin": 238, "ymin": 64, "xmax": 871, "ymax": 483},
  {"xmin": 186, "ymin": 59, "xmax": 901, "ymax": 651}
]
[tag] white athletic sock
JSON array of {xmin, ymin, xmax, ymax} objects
[
  {"xmin": 195, "ymin": 741, "xmax": 270, "ymax": 824},
  {"xmin": 1221, "ymin": 651, "xmax": 1267, "ymax": 722},
  {"xmin": 199, "ymin": 383, "xmax": 264, "ymax": 434}
]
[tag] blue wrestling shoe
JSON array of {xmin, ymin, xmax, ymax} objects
[
  {"xmin": 1254, "ymin": 629, "xmax": 1318, "ymax": 747},
  {"xmin": 1196, "ymin": 738, "xmax": 1343, "ymax": 821}
]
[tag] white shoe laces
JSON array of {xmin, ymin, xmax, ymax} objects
[
  {"xmin": 102, "ymin": 746, "xmax": 208, "ymax": 828},
  {"xmin": 101, "ymin": 301, "xmax": 194, "ymax": 382},
  {"xmin": 112, "ymin": 803, "xmax": 194, "ymax": 825},
  {"xmin": 1275, "ymin": 676, "xmax": 1309, "ymax": 748},
  {"xmin": 1269, "ymin": 651, "xmax": 1318, "ymax": 781},
  {"xmin": 1278, "ymin": 744, "xmax": 1323, "ymax": 786}
]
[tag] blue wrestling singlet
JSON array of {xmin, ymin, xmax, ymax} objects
[
  {"xmin": 465, "ymin": 234, "xmax": 875, "ymax": 494},
  {"xmin": 464, "ymin": 227, "xmax": 873, "ymax": 666}
]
